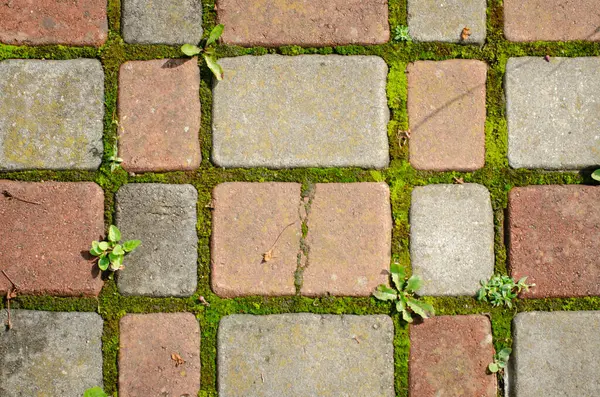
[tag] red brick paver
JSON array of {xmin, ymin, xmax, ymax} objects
[
  {"xmin": 409, "ymin": 315, "xmax": 497, "ymax": 397},
  {"xmin": 118, "ymin": 59, "xmax": 201, "ymax": 173},
  {"xmin": 504, "ymin": 0, "xmax": 600, "ymax": 42},
  {"xmin": 0, "ymin": 181, "xmax": 104, "ymax": 296},
  {"xmin": 508, "ymin": 186, "xmax": 600, "ymax": 298},
  {"xmin": 119, "ymin": 313, "xmax": 201, "ymax": 397},
  {"xmin": 217, "ymin": 0, "xmax": 389, "ymax": 47},
  {"xmin": 0, "ymin": 0, "xmax": 107, "ymax": 46},
  {"xmin": 302, "ymin": 183, "xmax": 391, "ymax": 296},
  {"xmin": 211, "ymin": 183, "xmax": 302, "ymax": 297},
  {"xmin": 407, "ymin": 60, "xmax": 487, "ymax": 171}
]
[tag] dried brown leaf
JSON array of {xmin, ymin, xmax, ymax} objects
[
  {"xmin": 461, "ymin": 27, "xmax": 472, "ymax": 41},
  {"xmin": 171, "ymin": 353, "xmax": 185, "ymax": 367}
]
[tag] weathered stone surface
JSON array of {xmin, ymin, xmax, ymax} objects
[
  {"xmin": 506, "ymin": 57, "xmax": 600, "ymax": 169},
  {"xmin": 504, "ymin": 0, "xmax": 600, "ymax": 42},
  {"xmin": 407, "ymin": 60, "xmax": 487, "ymax": 171},
  {"xmin": 0, "ymin": 59, "xmax": 104, "ymax": 171},
  {"xmin": 409, "ymin": 315, "xmax": 496, "ymax": 397},
  {"xmin": 0, "ymin": 181, "xmax": 104, "ymax": 296},
  {"xmin": 122, "ymin": 0, "xmax": 203, "ymax": 44},
  {"xmin": 302, "ymin": 183, "xmax": 392, "ymax": 296},
  {"xmin": 0, "ymin": 310, "xmax": 103, "ymax": 397},
  {"xmin": 211, "ymin": 183, "xmax": 301, "ymax": 297},
  {"xmin": 217, "ymin": 0, "xmax": 389, "ymax": 46},
  {"xmin": 0, "ymin": 0, "xmax": 108, "ymax": 46},
  {"xmin": 508, "ymin": 186, "xmax": 600, "ymax": 298},
  {"xmin": 119, "ymin": 313, "xmax": 201, "ymax": 397},
  {"xmin": 212, "ymin": 55, "xmax": 389, "ymax": 168},
  {"xmin": 410, "ymin": 184, "xmax": 494, "ymax": 296},
  {"xmin": 116, "ymin": 184, "xmax": 198, "ymax": 297},
  {"xmin": 118, "ymin": 59, "xmax": 201, "ymax": 172},
  {"xmin": 218, "ymin": 314, "xmax": 394, "ymax": 397},
  {"xmin": 407, "ymin": 0, "xmax": 486, "ymax": 44},
  {"xmin": 512, "ymin": 311, "xmax": 600, "ymax": 396}
]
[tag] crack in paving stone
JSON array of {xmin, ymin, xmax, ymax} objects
[{"xmin": 294, "ymin": 183, "xmax": 315, "ymax": 295}]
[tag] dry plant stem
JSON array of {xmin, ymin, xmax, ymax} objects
[
  {"xmin": 262, "ymin": 221, "xmax": 297, "ymax": 263},
  {"xmin": 1, "ymin": 269, "xmax": 19, "ymax": 330},
  {"xmin": 2, "ymin": 190, "xmax": 41, "ymax": 205}
]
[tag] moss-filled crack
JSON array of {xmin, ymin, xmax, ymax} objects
[{"xmin": 294, "ymin": 182, "xmax": 316, "ymax": 295}]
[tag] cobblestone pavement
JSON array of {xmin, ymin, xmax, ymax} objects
[{"xmin": 0, "ymin": 0, "xmax": 599, "ymax": 396}]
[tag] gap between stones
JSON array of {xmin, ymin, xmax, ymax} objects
[{"xmin": 294, "ymin": 182, "xmax": 316, "ymax": 295}]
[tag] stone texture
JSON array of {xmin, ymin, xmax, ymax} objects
[
  {"xmin": 410, "ymin": 184, "xmax": 494, "ymax": 296},
  {"xmin": 218, "ymin": 314, "xmax": 394, "ymax": 397},
  {"xmin": 119, "ymin": 313, "xmax": 201, "ymax": 397},
  {"xmin": 407, "ymin": 60, "xmax": 487, "ymax": 171},
  {"xmin": 122, "ymin": 0, "xmax": 203, "ymax": 44},
  {"xmin": 0, "ymin": 310, "xmax": 103, "ymax": 397},
  {"xmin": 0, "ymin": 0, "xmax": 107, "ymax": 46},
  {"xmin": 407, "ymin": 0, "xmax": 486, "ymax": 44},
  {"xmin": 511, "ymin": 311, "xmax": 600, "ymax": 396},
  {"xmin": 508, "ymin": 186, "xmax": 600, "ymax": 298},
  {"xmin": 211, "ymin": 183, "xmax": 301, "ymax": 297},
  {"xmin": 118, "ymin": 59, "xmax": 201, "ymax": 172},
  {"xmin": 116, "ymin": 184, "xmax": 198, "ymax": 297},
  {"xmin": 212, "ymin": 55, "xmax": 389, "ymax": 168},
  {"xmin": 0, "ymin": 59, "xmax": 104, "ymax": 171},
  {"xmin": 506, "ymin": 57, "xmax": 600, "ymax": 169},
  {"xmin": 217, "ymin": 0, "xmax": 389, "ymax": 46},
  {"xmin": 0, "ymin": 181, "xmax": 104, "ymax": 296},
  {"xmin": 409, "ymin": 315, "xmax": 496, "ymax": 397},
  {"xmin": 504, "ymin": 0, "xmax": 600, "ymax": 42},
  {"xmin": 302, "ymin": 183, "xmax": 392, "ymax": 296}
]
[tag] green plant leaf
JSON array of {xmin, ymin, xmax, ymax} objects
[
  {"xmin": 109, "ymin": 252, "xmax": 124, "ymax": 270},
  {"xmin": 108, "ymin": 225, "xmax": 121, "ymax": 243},
  {"xmin": 396, "ymin": 298, "xmax": 406, "ymax": 313},
  {"xmin": 123, "ymin": 240, "xmax": 141, "ymax": 252},
  {"xmin": 98, "ymin": 241, "xmax": 109, "ymax": 251},
  {"xmin": 498, "ymin": 348, "xmax": 512, "ymax": 362},
  {"xmin": 373, "ymin": 285, "xmax": 397, "ymax": 301},
  {"xmin": 203, "ymin": 53, "xmax": 224, "ymax": 81},
  {"xmin": 206, "ymin": 24, "xmax": 224, "ymax": 47},
  {"xmin": 113, "ymin": 244, "xmax": 124, "ymax": 255},
  {"xmin": 592, "ymin": 169, "xmax": 600, "ymax": 182},
  {"xmin": 406, "ymin": 275, "xmax": 422, "ymax": 292},
  {"xmin": 488, "ymin": 362, "xmax": 499, "ymax": 373},
  {"xmin": 90, "ymin": 246, "xmax": 103, "ymax": 257},
  {"xmin": 407, "ymin": 298, "xmax": 434, "ymax": 319},
  {"xmin": 98, "ymin": 256, "xmax": 110, "ymax": 271},
  {"xmin": 84, "ymin": 387, "xmax": 108, "ymax": 397},
  {"xmin": 401, "ymin": 309, "xmax": 413, "ymax": 323},
  {"xmin": 390, "ymin": 263, "xmax": 405, "ymax": 290},
  {"xmin": 181, "ymin": 43, "xmax": 202, "ymax": 56}
]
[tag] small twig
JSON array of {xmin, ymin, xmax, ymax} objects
[
  {"xmin": 198, "ymin": 296, "xmax": 210, "ymax": 307},
  {"xmin": 2, "ymin": 190, "xmax": 41, "ymax": 206},
  {"xmin": 2, "ymin": 269, "xmax": 19, "ymax": 330},
  {"xmin": 1, "ymin": 269, "xmax": 18, "ymax": 288},
  {"xmin": 262, "ymin": 221, "xmax": 297, "ymax": 263}
]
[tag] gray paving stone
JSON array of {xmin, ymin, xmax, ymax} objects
[
  {"xmin": 506, "ymin": 57, "xmax": 600, "ymax": 169},
  {"xmin": 0, "ymin": 59, "xmax": 104, "ymax": 171},
  {"xmin": 116, "ymin": 183, "xmax": 198, "ymax": 297},
  {"xmin": 511, "ymin": 311, "xmax": 600, "ymax": 396},
  {"xmin": 122, "ymin": 0, "xmax": 203, "ymax": 44},
  {"xmin": 410, "ymin": 184, "xmax": 494, "ymax": 296},
  {"xmin": 0, "ymin": 310, "xmax": 103, "ymax": 397},
  {"xmin": 212, "ymin": 55, "xmax": 389, "ymax": 168},
  {"xmin": 218, "ymin": 314, "xmax": 394, "ymax": 397},
  {"xmin": 407, "ymin": 0, "xmax": 486, "ymax": 44}
]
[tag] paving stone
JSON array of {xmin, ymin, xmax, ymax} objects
[
  {"xmin": 217, "ymin": 0, "xmax": 389, "ymax": 47},
  {"xmin": 302, "ymin": 183, "xmax": 392, "ymax": 296},
  {"xmin": 0, "ymin": 181, "xmax": 104, "ymax": 296},
  {"xmin": 116, "ymin": 184, "xmax": 198, "ymax": 297},
  {"xmin": 506, "ymin": 57, "xmax": 600, "ymax": 169},
  {"xmin": 504, "ymin": 0, "xmax": 600, "ymax": 42},
  {"xmin": 0, "ymin": 310, "xmax": 103, "ymax": 397},
  {"xmin": 118, "ymin": 59, "xmax": 201, "ymax": 172},
  {"xmin": 410, "ymin": 184, "xmax": 494, "ymax": 296},
  {"xmin": 212, "ymin": 55, "xmax": 389, "ymax": 168},
  {"xmin": 0, "ymin": 0, "xmax": 107, "ymax": 46},
  {"xmin": 211, "ymin": 183, "xmax": 301, "ymax": 297},
  {"xmin": 122, "ymin": 0, "xmax": 203, "ymax": 44},
  {"xmin": 407, "ymin": 0, "xmax": 486, "ymax": 44},
  {"xmin": 508, "ymin": 186, "xmax": 600, "ymax": 298},
  {"xmin": 0, "ymin": 59, "xmax": 104, "ymax": 171},
  {"xmin": 119, "ymin": 313, "xmax": 201, "ymax": 397},
  {"xmin": 218, "ymin": 314, "xmax": 394, "ymax": 397},
  {"xmin": 409, "ymin": 315, "xmax": 496, "ymax": 397},
  {"xmin": 512, "ymin": 311, "xmax": 600, "ymax": 396},
  {"xmin": 407, "ymin": 60, "xmax": 487, "ymax": 171}
]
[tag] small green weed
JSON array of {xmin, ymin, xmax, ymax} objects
[
  {"xmin": 477, "ymin": 275, "xmax": 535, "ymax": 308},
  {"xmin": 83, "ymin": 387, "xmax": 108, "ymax": 397},
  {"xmin": 393, "ymin": 26, "xmax": 412, "ymax": 42},
  {"xmin": 107, "ymin": 150, "xmax": 123, "ymax": 173},
  {"xmin": 488, "ymin": 347, "xmax": 511, "ymax": 373},
  {"xmin": 181, "ymin": 24, "xmax": 225, "ymax": 80},
  {"xmin": 373, "ymin": 263, "xmax": 434, "ymax": 323},
  {"xmin": 592, "ymin": 169, "xmax": 600, "ymax": 181},
  {"xmin": 90, "ymin": 225, "xmax": 140, "ymax": 272}
]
